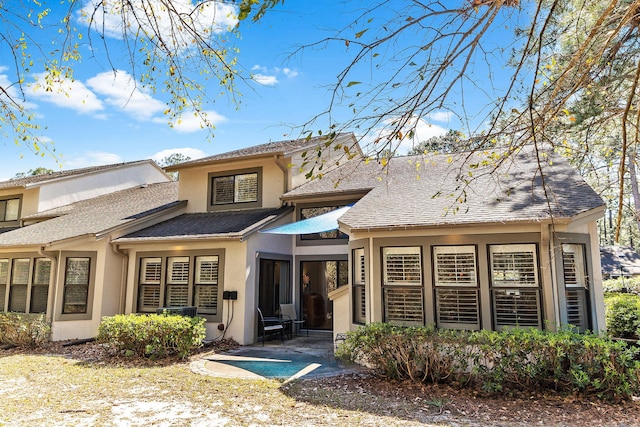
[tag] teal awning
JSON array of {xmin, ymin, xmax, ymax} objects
[{"xmin": 260, "ymin": 205, "xmax": 351, "ymax": 235}]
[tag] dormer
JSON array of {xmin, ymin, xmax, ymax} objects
[{"xmin": 166, "ymin": 133, "xmax": 363, "ymax": 214}]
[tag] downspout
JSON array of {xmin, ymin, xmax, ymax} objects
[
  {"xmin": 274, "ymin": 155, "xmax": 289, "ymax": 196},
  {"xmin": 368, "ymin": 236, "xmax": 375, "ymax": 323},
  {"xmin": 38, "ymin": 246, "xmax": 57, "ymax": 323},
  {"xmin": 109, "ymin": 238, "xmax": 129, "ymax": 314}
]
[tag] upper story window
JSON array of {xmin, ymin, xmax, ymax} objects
[
  {"xmin": 208, "ymin": 168, "xmax": 262, "ymax": 211},
  {"xmin": 299, "ymin": 206, "xmax": 348, "ymax": 240},
  {"xmin": 0, "ymin": 196, "xmax": 21, "ymax": 224}
]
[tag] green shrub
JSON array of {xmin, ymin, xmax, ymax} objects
[
  {"xmin": 603, "ymin": 277, "xmax": 640, "ymax": 295},
  {"xmin": 605, "ymin": 293, "xmax": 640, "ymax": 340},
  {"xmin": 337, "ymin": 323, "xmax": 640, "ymax": 401},
  {"xmin": 0, "ymin": 312, "xmax": 51, "ymax": 347},
  {"xmin": 97, "ymin": 313, "xmax": 206, "ymax": 359}
]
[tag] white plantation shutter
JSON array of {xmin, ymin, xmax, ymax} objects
[
  {"xmin": 382, "ymin": 247, "xmax": 423, "ymax": 325},
  {"xmin": 490, "ymin": 244, "xmax": 538, "ymax": 287},
  {"xmin": 352, "ymin": 248, "xmax": 366, "ymax": 324},
  {"xmin": 195, "ymin": 256, "xmax": 219, "ymax": 315},
  {"xmin": 433, "ymin": 246, "xmax": 480, "ymax": 329},
  {"xmin": 562, "ymin": 244, "xmax": 590, "ymax": 332},
  {"xmin": 489, "ymin": 244, "xmax": 541, "ymax": 329},
  {"xmin": 165, "ymin": 257, "xmax": 190, "ymax": 307},
  {"xmin": 234, "ymin": 173, "xmax": 258, "ymax": 203},
  {"xmin": 138, "ymin": 258, "xmax": 162, "ymax": 312}
]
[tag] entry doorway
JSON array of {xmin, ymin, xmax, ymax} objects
[
  {"xmin": 300, "ymin": 260, "xmax": 348, "ymax": 330},
  {"xmin": 258, "ymin": 259, "xmax": 291, "ymax": 318}
]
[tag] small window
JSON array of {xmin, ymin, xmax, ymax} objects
[
  {"xmin": 382, "ymin": 247, "xmax": 423, "ymax": 326},
  {"xmin": 9, "ymin": 259, "xmax": 30, "ymax": 312},
  {"xmin": 299, "ymin": 206, "xmax": 348, "ymax": 240},
  {"xmin": 62, "ymin": 257, "xmax": 91, "ymax": 314},
  {"xmin": 138, "ymin": 257, "xmax": 162, "ymax": 312},
  {"xmin": 562, "ymin": 243, "xmax": 590, "ymax": 332},
  {"xmin": 489, "ymin": 244, "xmax": 542, "ymax": 330},
  {"xmin": 165, "ymin": 256, "xmax": 190, "ymax": 307},
  {"xmin": 194, "ymin": 256, "xmax": 219, "ymax": 315},
  {"xmin": 30, "ymin": 258, "xmax": 51, "ymax": 313},
  {"xmin": 210, "ymin": 170, "xmax": 260, "ymax": 207},
  {"xmin": 352, "ymin": 248, "xmax": 366, "ymax": 324},
  {"xmin": 0, "ymin": 197, "xmax": 20, "ymax": 223},
  {"xmin": 0, "ymin": 259, "xmax": 7, "ymax": 310},
  {"xmin": 433, "ymin": 246, "xmax": 480, "ymax": 329}
]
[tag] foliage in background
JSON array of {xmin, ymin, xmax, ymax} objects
[
  {"xmin": 337, "ymin": 323, "xmax": 640, "ymax": 401},
  {"xmin": 97, "ymin": 313, "xmax": 206, "ymax": 359},
  {"xmin": 0, "ymin": 312, "xmax": 51, "ymax": 347}
]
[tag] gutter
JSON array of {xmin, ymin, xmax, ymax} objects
[
  {"xmin": 37, "ymin": 246, "xmax": 57, "ymax": 323},
  {"xmin": 109, "ymin": 238, "xmax": 129, "ymax": 314}
]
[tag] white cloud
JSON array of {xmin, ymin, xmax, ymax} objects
[
  {"xmin": 428, "ymin": 111, "xmax": 453, "ymax": 123},
  {"xmin": 251, "ymin": 65, "xmax": 268, "ymax": 73},
  {"xmin": 77, "ymin": 0, "xmax": 238, "ymax": 51},
  {"xmin": 252, "ymin": 74, "xmax": 278, "ymax": 86},
  {"xmin": 66, "ymin": 151, "xmax": 124, "ymax": 168},
  {"xmin": 27, "ymin": 74, "xmax": 103, "ymax": 114},
  {"xmin": 86, "ymin": 70, "xmax": 165, "ymax": 120},
  {"xmin": 150, "ymin": 147, "xmax": 207, "ymax": 163},
  {"xmin": 154, "ymin": 109, "xmax": 227, "ymax": 133},
  {"xmin": 364, "ymin": 116, "xmax": 447, "ymax": 155},
  {"xmin": 282, "ymin": 68, "xmax": 299, "ymax": 78}
]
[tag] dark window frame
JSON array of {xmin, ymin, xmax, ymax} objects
[
  {"xmin": 207, "ymin": 167, "xmax": 262, "ymax": 211},
  {"xmin": 0, "ymin": 256, "xmax": 51, "ymax": 315},
  {"xmin": 56, "ymin": 252, "xmax": 97, "ymax": 321},
  {"xmin": 0, "ymin": 195, "xmax": 21, "ymax": 226}
]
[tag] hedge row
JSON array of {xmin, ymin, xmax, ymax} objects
[
  {"xmin": 336, "ymin": 323, "xmax": 640, "ymax": 401},
  {"xmin": 97, "ymin": 313, "xmax": 206, "ymax": 359}
]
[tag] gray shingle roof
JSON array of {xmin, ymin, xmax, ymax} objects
[
  {"xmin": 600, "ymin": 246, "xmax": 640, "ymax": 277},
  {"xmin": 117, "ymin": 206, "xmax": 293, "ymax": 241},
  {"xmin": 287, "ymin": 148, "xmax": 605, "ymax": 230},
  {"xmin": 0, "ymin": 182, "xmax": 180, "ymax": 247},
  {"xmin": 0, "ymin": 160, "xmax": 155, "ymax": 189},
  {"xmin": 165, "ymin": 133, "xmax": 356, "ymax": 171}
]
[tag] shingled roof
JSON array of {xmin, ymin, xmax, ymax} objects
[
  {"xmin": 0, "ymin": 182, "xmax": 181, "ymax": 247},
  {"xmin": 0, "ymin": 160, "xmax": 156, "ymax": 189},
  {"xmin": 285, "ymin": 148, "xmax": 605, "ymax": 231},
  {"xmin": 165, "ymin": 133, "xmax": 357, "ymax": 171},
  {"xmin": 116, "ymin": 206, "xmax": 293, "ymax": 242}
]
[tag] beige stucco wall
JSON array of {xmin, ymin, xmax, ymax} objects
[
  {"xmin": 0, "ymin": 187, "xmax": 40, "ymax": 219},
  {"xmin": 177, "ymin": 158, "xmax": 287, "ymax": 213}
]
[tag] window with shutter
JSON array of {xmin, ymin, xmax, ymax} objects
[
  {"xmin": 194, "ymin": 256, "xmax": 219, "ymax": 315},
  {"xmin": 62, "ymin": 257, "xmax": 91, "ymax": 314},
  {"xmin": 165, "ymin": 257, "xmax": 190, "ymax": 307},
  {"xmin": 352, "ymin": 248, "xmax": 366, "ymax": 324},
  {"xmin": 9, "ymin": 259, "xmax": 30, "ymax": 312},
  {"xmin": 210, "ymin": 170, "xmax": 260, "ymax": 208},
  {"xmin": 489, "ymin": 244, "xmax": 541, "ymax": 330},
  {"xmin": 382, "ymin": 247, "xmax": 423, "ymax": 325},
  {"xmin": 0, "ymin": 259, "xmax": 7, "ymax": 311},
  {"xmin": 562, "ymin": 243, "xmax": 590, "ymax": 332},
  {"xmin": 30, "ymin": 258, "xmax": 51, "ymax": 313},
  {"xmin": 433, "ymin": 246, "xmax": 480, "ymax": 329},
  {"xmin": 138, "ymin": 258, "xmax": 162, "ymax": 312}
]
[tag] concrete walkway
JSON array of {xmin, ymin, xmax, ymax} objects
[{"xmin": 191, "ymin": 332, "xmax": 358, "ymax": 381}]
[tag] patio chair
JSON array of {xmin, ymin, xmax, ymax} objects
[
  {"xmin": 280, "ymin": 303, "xmax": 307, "ymax": 337},
  {"xmin": 257, "ymin": 307, "xmax": 284, "ymax": 345}
]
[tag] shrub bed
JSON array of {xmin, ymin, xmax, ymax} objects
[
  {"xmin": 337, "ymin": 323, "xmax": 640, "ymax": 401},
  {"xmin": 605, "ymin": 293, "xmax": 640, "ymax": 340},
  {"xmin": 0, "ymin": 312, "xmax": 51, "ymax": 347},
  {"xmin": 97, "ymin": 313, "xmax": 206, "ymax": 359}
]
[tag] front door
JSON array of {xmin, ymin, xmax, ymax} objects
[
  {"xmin": 258, "ymin": 259, "xmax": 291, "ymax": 317},
  {"xmin": 300, "ymin": 260, "xmax": 348, "ymax": 330}
]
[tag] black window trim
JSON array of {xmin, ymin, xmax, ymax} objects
[{"xmin": 207, "ymin": 167, "xmax": 263, "ymax": 211}]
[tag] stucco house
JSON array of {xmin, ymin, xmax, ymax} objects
[{"xmin": 0, "ymin": 134, "xmax": 606, "ymax": 344}]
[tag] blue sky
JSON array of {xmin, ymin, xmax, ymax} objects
[{"xmin": 0, "ymin": 1, "xmax": 520, "ymax": 180}]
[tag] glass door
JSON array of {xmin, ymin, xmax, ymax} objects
[
  {"xmin": 258, "ymin": 259, "xmax": 291, "ymax": 317},
  {"xmin": 300, "ymin": 260, "xmax": 348, "ymax": 330}
]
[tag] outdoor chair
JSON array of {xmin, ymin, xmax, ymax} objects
[
  {"xmin": 257, "ymin": 307, "xmax": 284, "ymax": 345},
  {"xmin": 280, "ymin": 303, "xmax": 307, "ymax": 337}
]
